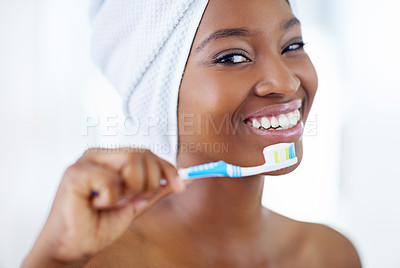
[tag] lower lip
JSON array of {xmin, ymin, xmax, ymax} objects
[{"xmin": 244, "ymin": 121, "xmax": 303, "ymax": 142}]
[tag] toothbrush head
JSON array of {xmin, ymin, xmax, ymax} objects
[
  {"xmin": 262, "ymin": 142, "xmax": 298, "ymax": 170},
  {"xmin": 239, "ymin": 143, "xmax": 298, "ymax": 177}
]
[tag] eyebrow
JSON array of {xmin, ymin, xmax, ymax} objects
[
  {"xmin": 282, "ymin": 17, "xmax": 301, "ymax": 30},
  {"xmin": 195, "ymin": 28, "xmax": 253, "ymax": 52},
  {"xmin": 195, "ymin": 17, "xmax": 301, "ymax": 52}
]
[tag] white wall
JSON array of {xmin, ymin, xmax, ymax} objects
[
  {"xmin": 0, "ymin": 0, "xmax": 399, "ymax": 267},
  {"xmin": 0, "ymin": 1, "xmax": 117, "ymax": 267},
  {"xmin": 335, "ymin": 1, "xmax": 400, "ymax": 267}
]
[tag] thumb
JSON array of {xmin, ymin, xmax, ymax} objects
[{"xmin": 103, "ymin": 183, "xmax": 182, "ymax": 230}]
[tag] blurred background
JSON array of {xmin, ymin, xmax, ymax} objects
[{"xmin": 0, "ymin": 0, "xmax": 399, "ymax": 267}]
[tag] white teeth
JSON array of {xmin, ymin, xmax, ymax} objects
[
  {"xmin": 261, "ymin": 117, "xmax": 270, "ymax": 129},
  {"xmin": 287, "ymin": 112, "xmax": 297, "ymax": 125},
  {"xmin": 294, "ymin": 109, "xmax": 301, "ymax": 121},
  {"xmin": 278, "ymin": 114, "xmax": 290, "ymax": 129},
  {"xmin": 270, "ymin": 116, "xmax": 279, "ymax": 128},
  {"xmin": 252, "ymin": 119, "xmax": 261, "ymax": 129},
  {"xmin": 247, "ymin": 109, "xmax": 301, "ymax": 130}
]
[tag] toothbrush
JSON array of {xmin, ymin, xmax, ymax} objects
[{"xmin": 178, "ymin": 143, "xmax": 297, "ymax": 180}]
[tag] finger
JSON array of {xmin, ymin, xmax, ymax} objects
[
  {"xmin": 128, "ymin": 165, "xmax": 190, "ymax": 218},
  {"xmin": 178, "ymin": 168, "xmax": 195, "ymax": 187},
  {"xmin": 82, "ymin": 148, "xmax": 166, "ymax": 196},
  {"xmin": 81, "ymin": 147, "xmax": 148, "ymax": 173},
  {"xmin": 131, "ymin": 186, "xmax": 175, "ymax": 219},
  {"xmin": 119, "ymin": 153, "xmax": 145, "ymax": 196},
  {"xmin": 141, "ymin": 153, "xmax": 162, "ymax": 198},
  {"xmin": 63, "ymin": 162, "xmax": 124, "ymax": 209},
  {"xmin": 158, "ymin": 158, "xmax": 184, "ymax": 193}
]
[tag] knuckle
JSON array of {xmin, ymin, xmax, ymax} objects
[
  {"xmin": 62, "ymin": 164, "xmax": 95, "ymax": 191},
  {"xmin": 159, "ymin": 158, "xmax": 175, "ymax": 170},
  {"xmin": 122, "ymin": 160, "xmax": 141, "ymax": 177},
  {"xmin": 63, "ymin": 164, "xmax": 85, "ymax": 181},
  {"xmin": 142, "ymin": 148, "xmax": 152, "ymax": 155},
  {"xmin": 124, "ymin": 148, "xmax": 154, "ymax": 165},
  {"xmin": 125, "ymin": 153, "xmax": 139, "ymax": 163},
  {"xmin": 82, "ymin": 147, "xmax": 99, "ymax": 156},
  {"xmin": 121, "ymin": 163, "xmax": 144, "ymax": 193}
]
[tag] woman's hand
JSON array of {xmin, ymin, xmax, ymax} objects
[{"xmin": 22, "ymin": 148, "xmax": 185, "ymax": 267}]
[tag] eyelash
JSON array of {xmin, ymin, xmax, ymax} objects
[
  {"xmin": 281, "ymin": 41, "xmax": 306, "ymax": 54},
  {"xmin": 213, "ymin": 51, "xmax": 251, "ymax": 65},
  {"xmin": 213, "ymin": 41, "xmax": 306, "ymax": 65}
]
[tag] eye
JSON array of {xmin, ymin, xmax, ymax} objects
[
  {"xmin": 214, "ymin": 51, "xmax": 251, "ymax": 64},
  {"xmin": 281, "ymin": 41, "xmax": 306, "ymax": 54}
]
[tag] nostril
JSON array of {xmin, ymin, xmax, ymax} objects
[{"xmin": 264, "ymin": 93, "xmax": 286, "ymax": 98}]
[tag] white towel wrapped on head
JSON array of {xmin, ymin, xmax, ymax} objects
[{"xmin": 90, "ymin": 0, "xmax": 209, "ymax": 165}]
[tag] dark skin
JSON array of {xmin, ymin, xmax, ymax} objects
[{"xmin": 22, "ymin": 0, "xmax": 362, "ymax": 267}]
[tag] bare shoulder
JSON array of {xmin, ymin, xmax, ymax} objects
[
  {"xmin": 264, "ymin": 211, "xmax": 361, "ymax": 267},
  {"xmin": 302, "ymin": 223, "xmax": 362, "ymax": 268}
]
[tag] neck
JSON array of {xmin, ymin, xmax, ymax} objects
[
  {"xmin": 151, "ymin": 174, "xmax": 267, "ymax": 238},
  {"xmin": 177, "ymin": 176, "xmax": 264, "ymax": 223},
  {"xmin": 131, "ymin": 173, "xmax": 269, "ymax": 262}
]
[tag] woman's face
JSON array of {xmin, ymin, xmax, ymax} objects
[{"xmin": 177, "ymin": 0, "xmax": 318, "ymax": 175}]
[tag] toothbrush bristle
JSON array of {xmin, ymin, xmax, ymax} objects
[
  {"xmin": 289, "ymin": 143, "xmax": 296, "ymax": 159},
  {"xmin": 263, "ymin": 143, "xmax": 296, "ymax": 165}
]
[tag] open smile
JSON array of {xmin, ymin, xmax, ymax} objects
[
  {"xmin": 244, "ymin": 109, "xmax": 301, "ymax": 130},
  {"xmin": 241, "ymin": 99, "xmax": 304, "ymax": 141}
]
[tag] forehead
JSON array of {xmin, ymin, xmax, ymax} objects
[{"xmin": 195, "ymin": 0, "xmax": 294, "ymax": 41}]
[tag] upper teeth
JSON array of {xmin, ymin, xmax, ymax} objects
[
  {"xmin": 248, "ymin": 109, "xmax": 301, "ymax": 130},
  {"xmin": 270, "ymin": 116, "xmax": 279, "ymax": 128},
  {"xmin": 261, "ymin": 117, "xmax": 270, "ymax": 129}
]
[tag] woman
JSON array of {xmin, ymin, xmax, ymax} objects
[{"xmin": 23, "ymin": 0, "xmax": 362, "ymax": 267}]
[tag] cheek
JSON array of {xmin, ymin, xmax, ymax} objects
[
  {"xmin": 178, "ymin": 69, "xmax": 253, "ymax": 157},
  {"xmin": 294, "ymin": 57, "xmax": 318, "ymax": 117},
  {"xmin": 305, "ymin": 61, "xmax": 318, "ymax": 99},
  {"xmin": 179, "ymin": 68, "xmax": 246, "ymax": 125}
]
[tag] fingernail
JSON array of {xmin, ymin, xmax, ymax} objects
[{"xmin": 91, "ymin": 190, "xmax": 99, "ymax": 197}]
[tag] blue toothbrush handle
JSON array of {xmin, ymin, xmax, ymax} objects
[{"xmin": 178, "ymin": 160, "xmax": 242, "ymax": 180}]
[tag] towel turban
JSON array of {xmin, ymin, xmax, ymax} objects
[{"xmin": 90, "ymin": 0, "xmax": 209, "ymax": 165}]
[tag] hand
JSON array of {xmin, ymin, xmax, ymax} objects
[{"xmin": 23, "ymin": 148, "xmax": 185, "ymax": 267}]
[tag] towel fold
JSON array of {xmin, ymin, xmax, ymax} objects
[{"xmin": 90, "ymin": 0, "xmax": 209, "ymax": 165}]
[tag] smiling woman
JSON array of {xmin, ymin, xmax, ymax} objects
[
  {"xmin": 178, "ymin": 0, "xmax": 317, "ymax": 173},
  {"xmin": 22, "ymin": 0, "xmax": 361, "ymax": 267}
]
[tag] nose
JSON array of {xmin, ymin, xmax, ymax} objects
[{"xmin": 253, "ymin": 56, "xmax": 300, "ymax": 97}]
